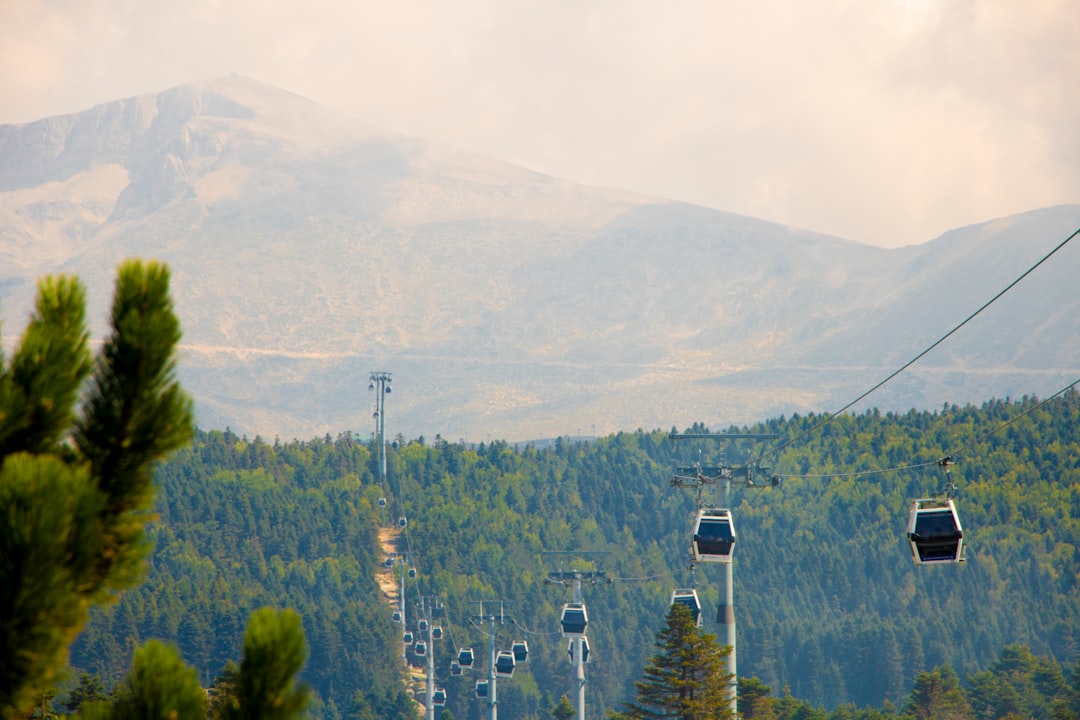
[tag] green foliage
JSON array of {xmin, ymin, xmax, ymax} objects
[
  {"xmin": 67, "ymin": 393, "xmax": 1080, "ymax": 716},
  {"xmin": 60, "ymin": 673, "xmax": 108, "ymax": 714},
  {"xmin": 904, "ymin": 666, "xmax": 971, "ymax": 720},
  {"xmin": 0, "ymin": 261, "xmax": 194, "ymax": 718},
  {"xmin": 552, "ymin": 694, "xmax": 576, "ymax": 720},
  {"xmin": 621, "ymin": 603, "xmax": 732, "ymax": 720},
  {"xmin": 221, "ymin": 607, "xmax": 311, "ymax": 720},
  {"xmin": 85, "ymin": 640, "xmax": 206, "ymax": 720}
]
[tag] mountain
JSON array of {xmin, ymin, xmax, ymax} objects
[{"xmin": 1, "ymin": 76, "xmax": 1078, "ymax": 442}]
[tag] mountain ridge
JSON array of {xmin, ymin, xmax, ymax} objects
[{"xmin": 1, "ymin": 76, "xmax": 1078, "ymax": 442}]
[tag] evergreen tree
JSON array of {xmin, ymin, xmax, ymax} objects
[
  {"xmin": 60, "ymin": 674, "xmax": 108, "ymax": 715},
  {"xmin": 218, "ymin": 607, "xmax": 312, "ymax": 720},
  {"xmin": 619, "ymin": 603, "xmax": 733, "ymax": 720},
  {"xmin": 903, "ymin": 666, "xmax": 971, "ymax": 720},
  {"xmin": 739, "ymin": 677, "xmax": 776, "ymax": 720},
  {"xmin": 552, "ymin": 694, "xmax": 576, "ymax": 720},
  {"xmin": 81, "ymin": 640, "xmax": 206, "ymax": 720},
  {"xmin": 0, "ymin": 261, "xmax": 194, "ymax": 718}
]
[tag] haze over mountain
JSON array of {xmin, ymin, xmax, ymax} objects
[{"xmin": 1, "ymin": 76, "xmax": 1078, "ymax": 442}]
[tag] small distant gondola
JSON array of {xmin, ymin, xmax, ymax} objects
[
  {"xmin": 475, "ymin": 680, "xmax": 489, "ymax": 698},
  {"xmin": 692, "ymin": 508, "xmax": 736, "ymax": 563},
  {"xmin": 383, "ymin": 558, "xmax": 394, "ymax": 568},
  {"xmin": 378, "ymin": 497, "xmax": 387, "ymax": 507},
  {"xmin": 450, "ymin": 661, "xmax": 462, "ymax": 676},
  {"xmin": 414, "ymin": 641, "xmax": 427, "ymax": 656},
  {"xmin": 403, "ymin": 631, "xmax": 413, "ymax": 644},
  {"xmin": 907, "ymin": 498, "xmax": 965, "ymax": 564},
  {"xmin": 391, "ymin": 610, "xmax": 402, "ymax": 623},
  {"xmin": 458, "ymin": 647, "xmax": 475, "ymax": 667},
  {"xmin": 512, "ymin": 640, "xmax": 529, "ymax": 663},
  {"xmin": 432, "ymin": 689, "xmax": 446, "ymax": 707},
  {"xmin": 398, "ymin": 516, "xmax": 408, "ymax": 528},
  {"xmin": 495, "ymin": 650, "xmax": 516, "ymax": 677},
  {"xmin": 567, "ymin": 637, "xmax": 591, "ymax": 664},
  {"xmin": 408, "ymin": 567, "xmax": 417, "ymax": 579},
  {"xmin": 670, "ymin": 588, "xmax": 703, "ymax": 627},
  {"xmin": 432, "ymin": 626, "xmax": 443, "ymax": 640},
  {"xmin": 418, "ymin": 618, "xmax": 428, "ymax": 632},
  {"xmin": 560, "ymin": 602, "xmax": 588, "ymax": 637}
]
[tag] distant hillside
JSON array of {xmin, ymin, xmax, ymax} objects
[
  {"xmin": 71, "ymin": 393, "xmax": 1080, "ymax": 715},
  {"xmin": 1, "ymin": 76, "xmax": 1078, "ymax": 442}
]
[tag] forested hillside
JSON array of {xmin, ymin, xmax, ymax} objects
[{"xmin": 70, "ymin": 391, "xmax": 1080, "ymax": 718}]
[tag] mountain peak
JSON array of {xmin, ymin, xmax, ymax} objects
[{"xmin": 2, "ymin": 80, "xmax": 1078, "ymax": 442}]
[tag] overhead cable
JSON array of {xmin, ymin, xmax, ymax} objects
[{"xmin": 761, "ymin": 224, "xmax": 1080, "ymax": 463}]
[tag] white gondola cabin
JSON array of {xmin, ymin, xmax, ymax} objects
[
  {"xmin": 391, "ymin": 610, "xmax": 402, "ymax": 623},
  {"xmin": 475, "ymin": 680, "xmax": 489, "ymax": 698},
  {"xmin": 567, "ymin": 637, "xmax": 591, "ymax": 664},
  {"xmin": 418, "ymin": 618, "xmax": 428, "ymax": 632},
  {"xmin": 413, "ymin": 641, "xmax": 427, "ymax": 656},
  {"xmin": 398, "ymin": 516, "xmax": 408, "ymax": 528},
  {"xmin": 458, "ymin": 647, "xmax": 475, "ymax": 667},
  {"xmin": 670, "ymin": 588, "xmax": 703, "ymax": 627},
  {"xmin": 378, "ymin": 497, "xmax": 387, "ymax": 507},
  {"xmin": 403, "ymin": 631, "xmax": 413, "ymax": 644},
  {"xmin": 450, "ymin": 661, "xmax": 462, "ymax": 676},
  {"xmin": 512, "ymin": 640, "xmax": 529, "ymax": 663},
  {"xmin": 560, "ymin": 602, "xmax": 588, "ymax": 637},
  {"xmin": 432, "ymin": 626, "xmax": 443, "ymax": 640},
  {"xmin": 692, "ymin": 508, "xmax": 736, "ymax": 563},
  {"xmin": 432, "ymin": 689, "xmax": 446, "ymax": 707},
  {"xmin": 495, "ymin": 650, "xmax": 516, "ymax": 677},
  {"xmin": 907, "ymin": 498, "xmax": 965, "ymax": 564}
]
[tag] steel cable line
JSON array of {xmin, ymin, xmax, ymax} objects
[
  {"xmin": 759, "ymin": 224, "xmax": 1080, "ymax": 465},
  {"xmin": 764, "ymin": 377, "xmax": 1075, "ymax": 483},
  {"xmin": 942, "ymin": 378, "xmax": 1080, "ymax": 463}
]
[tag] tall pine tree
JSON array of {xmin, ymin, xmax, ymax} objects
[
  {"xmin": 618, "ymin": 603, "xmax": 733, "ymax": 720},
  {"xmin": 0, "ymin": 261, "xmax": 194, "ymax": 718}
]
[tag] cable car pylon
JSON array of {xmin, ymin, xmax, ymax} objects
[
  {"xmin": 668, "ymin": 429, "xmax": 779, "ymax": 718},
  {"xmin": 544, "ymin": 552, "xmax": 611, "ymax": 720},
  {"xmin": 467, "ymin": 601, "xmax": 529, "ymax": 720}
]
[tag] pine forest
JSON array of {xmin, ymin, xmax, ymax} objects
[{"xmin": 63, "ymin": 390, "xmax": 1080, "ymax": 719}]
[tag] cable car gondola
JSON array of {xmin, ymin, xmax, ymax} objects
[
  {"xmin": 692, "ymin": 508, "xmax": 736, "ymax": 563},
  {"xmin": 432, "ymin": 689, "xmax": 446, "ymax": 707},
  {"xmin": 907, "ymin": 498, "xmax": 965, "ymax": 564},
  {"xmin": 670, "ymin": 588, "xmax": 703, "ymax": 627},
  {"xmin": 398, "ymin": 516, "xmax": 408, "ymax": 528},
  {"xmin": 414, "ymin": 641, "xmax": 427, "ymax": 656},
  {"xmin": 567, "ymin": 637, "xmax": 591, "ymax": 664},
  {"xmin": 512, "ymin": 640, "xmax": 528, "ymax": 663},
  {"xmin": 458, "ymin": 647, "xmax": 475, "ymax": 667},
  {"xmin": 450, "ymin": 661, "xmax": 462, "ymax": 676},
  {"xmin": 408, "ymin": 567, "xmax": 417, "ymax": 579},
  {"xmin": 418, "ymin": 618, "xmax": 428, "ymax": 632},
  {"xmin": 475, "ymin": 680, "xmax": 489, "ymax": 698},
  {"xmin": 560, "ymin": 602, "xmax": 588, "ymax": 637},
  {"xmin": 432, "ymin": 626, "xmax": 443, "ymax": 640},
  {"xmin": 403, "ymin": 631, "xmax": 413, "ymax": 644},
  {"xmin": 495, "ymin": 650, "xmax": 516, "ymax": 677},
  {"xmin": 378, "ymin": 497, "xmax": 387, "ymax": 507},
  {"xmin": 391, "ymin": 610, "xmax": 402, "ymax": 623}
]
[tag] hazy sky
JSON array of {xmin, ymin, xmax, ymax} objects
[{"xmin": 2, "ymin": 0, "xmax": 1077, "ymax": 247}]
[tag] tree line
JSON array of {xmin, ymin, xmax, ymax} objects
[{"xmin": 4, "ymin": 262, "xmax": 1079, "ymax": 719}]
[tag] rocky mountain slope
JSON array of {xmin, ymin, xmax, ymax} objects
[{"xmin": 1, "ymin": 76, "xmax": 1078, "ymax": 441}]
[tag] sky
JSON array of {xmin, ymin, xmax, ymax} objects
[{"xmin": 2, "ymin": 0, "xmax": 1078, "ymax": 248}]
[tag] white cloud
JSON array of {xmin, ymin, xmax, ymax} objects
[{"xmin": 1, "ymin": 0, "xmax": 1077, "ymax": 247}]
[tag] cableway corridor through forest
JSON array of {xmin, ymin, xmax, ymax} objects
[{"xmin": 66, "ymin": 390, "xmax": 1080, "ymax": 718}]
